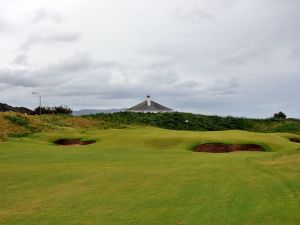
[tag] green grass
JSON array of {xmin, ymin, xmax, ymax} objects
[
  {"xmin": 0, "ymin": 127, "xmax": 299, "ymax": 225},
  {"xmin": 4, "ymin": 115, "xmax": 30, "ymax": 128}
]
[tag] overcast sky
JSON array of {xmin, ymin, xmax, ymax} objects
[{"xmin": 0, "ymin": 0, "xmax": 299, "ymax": 117}]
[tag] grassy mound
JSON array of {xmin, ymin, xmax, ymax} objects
[
  {"xmin": 0, "ymin": 112, "xmax": 109, "ymax": 140},
  {"xmin": 1, "ymin": 112, "xmax": 300, "ymax": 141}
]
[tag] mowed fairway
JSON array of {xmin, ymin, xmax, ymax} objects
[{"xmin": 0, "ymin": 127, "xmax": 299, "ymax": 225}]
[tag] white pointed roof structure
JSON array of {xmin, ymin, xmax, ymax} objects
[{"xmin": 127, "ymin": 96, "xmax": 173, "ymax": 113}]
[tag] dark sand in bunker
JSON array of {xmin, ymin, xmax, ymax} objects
[
  {"xmin": 54, "ymin": 139, "xmax": 96, "ymax": 146},
  {"xmin": 193, "ymin": 143, "xmax": 264, "ymax": 153},
  {"xmin": 289, "ymin": 138, "xmax": 300, "ymax": 143}
]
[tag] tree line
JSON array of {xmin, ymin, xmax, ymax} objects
[{"xmin": 33, "ymin": 105, "xmax": 72, "ymax": 115}]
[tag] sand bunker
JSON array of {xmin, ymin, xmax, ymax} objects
[
  {"xmin": 54, "ymin": 139, "xmax": 96, "ymax": 146},
  {"xmin": 193, "ymin": 143, "xmax": 264, "ymax": 153},
  {"xmin": 289, "ymin": 138, "xmax": 300, "ymax": 143}
]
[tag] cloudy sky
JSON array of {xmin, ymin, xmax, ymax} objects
[{"xmin": 0, "ymin": 0, "xmax": 299, "ymax": 117}]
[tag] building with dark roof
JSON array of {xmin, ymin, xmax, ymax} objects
[{"xmin": 127, "ymin": 96, "xmax": 172, "ymax": 113}]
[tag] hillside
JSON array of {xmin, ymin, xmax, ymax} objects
[
  {"xmin": 0, "ymin": 103, "xmax": 33, "ymax": 114},
  {"xmin": 1, "ymin": 112, "xmax": 300, "ymax": 140},
  {"xmin": 0, "ymin": 112, "xmax": 103, "ymax": 140}
]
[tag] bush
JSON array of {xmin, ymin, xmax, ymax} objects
[{"xmin": 33, "ymin": 105, "xmax": 72, "ymax": 115}]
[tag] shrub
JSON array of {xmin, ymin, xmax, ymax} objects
[
  {"xmin": 85, "ymin": 112, "xmax": 300, "ymax": 133},
  {"xmin": 33, "ymin": 105, "xmax": 72, "ymax": 115}
]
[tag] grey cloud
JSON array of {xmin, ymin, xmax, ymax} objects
[
  {"xmin": 12, "ymin": 54, "xmax": 28, "ymax": 65},
  {"xmin": 202, "ymin": 78, "xmax": 239, "ymax": 96},
  {"xmin": 0, "ymin": 53, "xmax": 255, "ymax": 116},
  {"xmin": 2, "ymin": 54, "xmax": 113, "ymax": 89},
  {"xmin": 0, "ymin": 83, "xmax": 11, "ymax": 91},
  {"xmin": 0, "ymin": 19, "xmax": 8, "ymax": 32},
  {"xmin": 50, "ymin": 55, "xmax": 122, "ymax": 74},
  {"xmin": 289, "ymin": 46, "xmax": 300, "ymax": 59},
  {"xmin": 17, "ymin": 54, "xmax": 124, "ymax": 89},
  {"xmin": 20, "ymin": 52, "xmax": 240, "ymax": 106},
  {"xmin": 42, "ymin": 63, "xmax": 238, "ymax": 105},
  {"xmin": 172, "ymin": 0, "xmax": 243, "ymax": 23},
  {"xmin": 0, "ymin": 18, "xmax": 13, "ymax": 33},
  {"xmin": 140, "ymin": 71, "xmax": 179, "ymax": 86},
  {"xmin": 219, "ymin": 46, "xmax": 271, "ymax": 66},
  {"xmin": 173, "ymin": 4, "xmax": 214, "ymax": 23},
  {"xmin": 32, "ymin": 8, "xmax": 63, "ymax": 23},
  {"xmin": 1, "ymin": 0, "xmax": 300, "ymax": 117},
  {"xmin": 49, "ymin": 55, "xmax": 100, "ymax": 73},
  {"xmin": 0, "ymin": 68, "xmax": 37, "ymax": 87},
  {"xmin": 21, "ymin": 32, "xmax": 81, "ymax": 51}
]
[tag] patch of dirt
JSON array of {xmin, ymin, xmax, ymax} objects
[
  {"xmin": 54, "ymin": 139, "xmax": 96, "ymax": 146},
  {"xmin": 289, "ymin": 138, "xmax": 300, "ymax": 143},
  {"xmin": 193, "ymin": 143, "xmax": 264, "ymax": 153}
]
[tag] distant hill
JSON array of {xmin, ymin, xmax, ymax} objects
[
  {"xmin": 72, "ymin": 108, "xmax": 126, "ymax": 116},
  {"xmin": 0, "ymin": 103, "xmax": 33, "ymax": 114}
]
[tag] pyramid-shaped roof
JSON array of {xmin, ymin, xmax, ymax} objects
[{"xmin": 127, "ymin": 96, "xmax": 172, "ymax": 112}]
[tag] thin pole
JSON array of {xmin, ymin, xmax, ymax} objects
[
  {"xmin": 32, "ymin": 92, "xmax": 42, "ymax": 115},
  {"xmin": 39, "ymin": 94, "xmax": 41, "ymax": 115}
]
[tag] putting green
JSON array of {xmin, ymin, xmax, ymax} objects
[{"xmin": 0, "ymin": 127, "xmax": 299, "ymax": 225}]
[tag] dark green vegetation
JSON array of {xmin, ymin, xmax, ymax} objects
[
  {"xmin": 33, "ymin": 105, "xmax": 72, "ymax": 115},
  {"xmin": 86, "ymin": 112, "xmax": 300, "ymax": 133},
  {"xmin": 4, "ymin": 114, "xmax": 30, "ymax": 128}
]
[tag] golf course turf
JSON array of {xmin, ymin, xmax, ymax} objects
[{"xmin": 0, "ymin": 126, "xmax": 299, "ymax": 225}]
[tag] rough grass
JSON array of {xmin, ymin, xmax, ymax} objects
[
  {"xmin": 2, "ymin": 112, "xmax": 300, "ymax": 142},
  {"xmin": 0, "ymin": 126, "xmax": 299, "ymax": 225},
  {"xmin": 0, "ymin": 113, "xmax": 29, "ymax": 139},
  {"xmin": 0, "ymin": 112, "xmax": 106, "ymax": 140}
]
